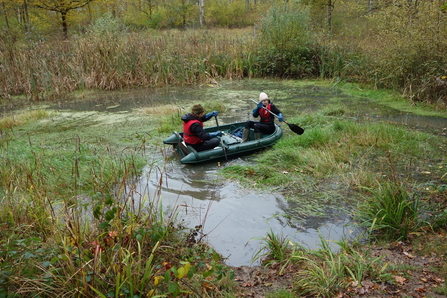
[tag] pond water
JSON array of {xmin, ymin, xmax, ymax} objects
[
  {"xmin": 49, "ymin": 80, "xmax": 447, "ymax": 266},
  {"xmin": 131, "ymin": 156, "xmax": 356, "ymax": 267}
]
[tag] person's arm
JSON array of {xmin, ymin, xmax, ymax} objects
[
  {"xmin": 190, "ymin": 123, "xmax": 222, "ymax": 140},
  {"xmin": 270, "ymin": 104, "xmax": 281, "ymax": 115},
  {"xmin": 190, "ymin": 123, "xmax": 211, "ymax": 140},
  {"xmin": 270, "ymin": 104, "xmax": 284, "ymax": 122},
  {"xmin": 199, "ymin": 111, "xmax": 219, "ymax": 122},
  {"xmin": 252, "ymin": 101, "xmax": 263, "ymax": 118}
]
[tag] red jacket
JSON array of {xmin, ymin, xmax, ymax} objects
[{"xmin": 183, "ymin": 119, "xmax": 203, "ymax": 144}]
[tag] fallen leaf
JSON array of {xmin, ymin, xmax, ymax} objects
[
  {"xmin": 153, "ymin": 276, "xmax": 164, "ymax": 286},
  {"xmin": 358, "ymin": 288, "xmax": 367, "ymax": 294},
  {"xmin": 108, "ymin": 231, "xmax": 118, "ymax": 237},
  {"xmin": 415, "ymin": 286, "xmax": 426, "ymax": 293},
  {"xmin": 202, "ymin": 281, "xmax": 213, "ymax": 290},
  {"xmin": 393, "ymin": 275, "xmax": 407, "ymax": 285},
  {"xmin": 403, "ymin": 251, "xmax": 414, "ymax": 258},
  {"xmin": 431, "ymin": 276, "xmax": 445, "ymax": 283},
  {"xmin": 361, "ymin": 280, "xmax": 375, "ymax": 289},
  {"xmin": 162, "ymin": 262, "xmax": 172, "ymax": 270}
]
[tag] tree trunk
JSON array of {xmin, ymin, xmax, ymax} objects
[
  {"xmin": 2, "ymin": 2, "xmax": 9, "ymax": 29},
  {"xmin": 327, "ymin": 0, "xmax": 332, "ymax": 32},
  {"xmin": 181, "ymin": 0, "xmax": 186, "ymax": 28},
  {"xmin": 199, "ymin": 0, "xmax": 204, "ymax": 26},
  {"xmin": 87, "ymin": 2, "xmax": 92, "ymax": 24},
  {"xmin": 23, "ymin": 0, "xmax": 30, "ymax": 32},
  {"xmin": 61, "ymin": 11, "xmax": 68, "ymax": 39},
  {"xmin": 35, "ymin": 0, "xmax": 93, "ymax": 38}
]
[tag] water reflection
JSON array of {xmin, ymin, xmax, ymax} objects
[{"xmin": 129, "ymin": 150, "xmax": 358, "ymax": 267}]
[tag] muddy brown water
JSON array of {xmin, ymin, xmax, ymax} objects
[{"xmin": 13, "ymin": 79, "xmax": 446, "ymax": 266}]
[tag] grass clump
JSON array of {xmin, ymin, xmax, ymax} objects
[
  {"xmin": 0, "ymin": 109, "xmax": 50, "ymax": 130},
  {"xmin": 252, "ymin": 228, "xmax": 295, "ymax": 265},
  {"xmin": 292, "ymin": 237, "xmax": 391, "ymax": 297},
  {"xmin": 355, "ymin": 181, "xmax": 421, "ymax": 241},
  {"xmin": 253, "ymin": 230, "xmax": 392, "ymax": 297}
]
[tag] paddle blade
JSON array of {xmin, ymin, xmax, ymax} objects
[{"xmin": 286, "ymin": 122, "xmax": 304, "ymax": 135}]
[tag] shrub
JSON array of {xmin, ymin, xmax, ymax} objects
[{"xmin": 255, "ymin": 3, "xmax": 316, "ymax": 77}]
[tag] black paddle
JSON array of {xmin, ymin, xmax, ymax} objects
[
  {"xmin": 214, "ymin": 116, "xmax": 228, "ymax": 161},
  {"xmin": 250, "ymin": 99, "xmax": 304, "ymax": 135}
]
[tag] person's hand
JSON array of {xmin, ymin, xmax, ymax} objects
[
  {"xmin": 278, "ymin": 113, "xmax": 284, "ymax": 122},
  {"xmin": 209, "ymin": 131, "xmax": 223, "ymax": 138},
  {"xmin": 206, "ymin": 111, "xmax": 218, "ymax": 118},
  {"xmin": 257, "ymin": 101, "xmax": 264, "ymax": 109}
]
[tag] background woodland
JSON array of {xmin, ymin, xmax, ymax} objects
[{"xmin": 0, "ymin": 0, "xmax": 446, "ymax": 106}]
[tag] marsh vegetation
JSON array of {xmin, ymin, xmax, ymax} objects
[
  {"xmin": 1, "ymin": 0, "xmax": 447, "ymax": 296},
  {"xmin": 1, "ymin": 1, "xmax": 446, "ymax": 106},
  {"xmin": 1, "ymin": 79, "xmax": 446, "ymax": 297}
]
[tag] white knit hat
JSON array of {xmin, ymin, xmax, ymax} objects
[{"xmin": 259, "ymin": 92, "xmax": 269, "ymax": 101}]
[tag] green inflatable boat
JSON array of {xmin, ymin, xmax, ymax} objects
[{"xmin": 163, "ymin": 121, "xmax": 283, "ymax": 164}]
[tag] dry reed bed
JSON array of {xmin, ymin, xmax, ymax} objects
[{"xmin": 0, "ymin": 29, "xmax": 255, "ymax": 100}]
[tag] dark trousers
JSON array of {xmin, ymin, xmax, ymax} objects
[
  {"xmin": 245, "ymin": 121, "xmax": 275, "ymax": 134},
  {"xmin": 188, "ymin": 138, "xmax": 220, "ymax": 152}
]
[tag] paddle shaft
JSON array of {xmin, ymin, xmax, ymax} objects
[{"xmin": 214, "ymin": 116, "xmax": 228, "ymax": 161}]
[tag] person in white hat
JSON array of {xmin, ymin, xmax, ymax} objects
[{"xmin": 243, "ymin": 92, "xmax": 284, "ymax": 142}]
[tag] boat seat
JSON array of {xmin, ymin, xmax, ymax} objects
[{"xmin": 222, "ymin": 134, "xmax": 240, "ymax": 145}]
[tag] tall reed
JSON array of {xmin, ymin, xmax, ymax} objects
[{"xmin": 0, "ymin": 29, "xmax": 256, "ymax": 100}]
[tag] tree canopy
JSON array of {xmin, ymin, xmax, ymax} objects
[{"xmin": 34, "ymin": 0, "xmax": 94, "ymax": 38}]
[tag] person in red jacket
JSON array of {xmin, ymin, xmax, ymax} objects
[
  {"xmin": 181, "ymin": 104, "xmax": 223, "ymax": 152},
  {"xmin": 243, "ymin": 92, "xmax": 284, "ymax": 141}
]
